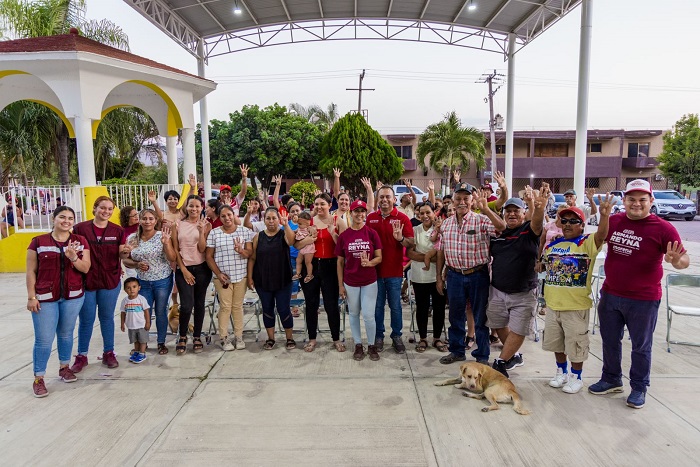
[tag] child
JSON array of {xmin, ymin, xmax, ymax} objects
[
  {"xmin": 542, "ymin": 200, "xmax": 611, "ymax": 394},
  {"xmin": 293, "ymin": 211, "xmax": 316, "ymax": 283},
  {"xmin": 120, "ymin": 277, "xmax": 151, "ymax": 364},
  {"xmin": 422, "ymin": 216, "xmax": 442, "ymax": 271}
]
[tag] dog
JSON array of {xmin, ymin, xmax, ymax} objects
[
  {"xmin": 435, "ymin": 362, "xmax": 530, "ymax": 415},
  {"xmin": 168, "ymin": 303, "xmax": 194, "ymax": 334}
]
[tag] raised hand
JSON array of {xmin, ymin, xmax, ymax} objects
[
  {"xmin": 279, "ymin": 213, "xmax": 288, "ymax": 226},
  {"xmin": 233, "ymin": 236, "xmax": 246, "ymax": 254},
  {"xmin": 494, "ymin": 171, "xmax": 506, "ymax": 188},
  {"xmin": 272, "ymin": 174, "xmax": 282, "ymax": 184},
  {"xmin": 313, "ymin": 189, "xmax": 322, "ymax": 196},
  {"xmin": 161, "ymin": 225, "xmax": 172, "ymax": 243},
  {"xmin": 148, "ymin": 190, "xmax": 157, "ymax": 204},
  {"xmin": 586, "ymin": 188, "xmax": 596, "ymax": 201},
  {"xmin": 376, "ymin": 180, "xmax": 383, "ymax": 191},
  {"xmin": 64, "ymin": 241, "xmax": 81, "ymax": 262},
  {"xmin": 428, "ymin": 180, "xmax": 435, "ymax": 191},
  {"xmin": 665, "ymin": 241, "xmax": 685, "ymax": 265},
  {"xmin": 596, "ymin": 193, "xmax": 613, "ymax": 217},
  {"xmin": 391, "ymin": 219, "xmax": 403, "ymax": 241},
  {"xmin": 523, "ymin": 185, "xmax": 534, "ymax": 202},
  {"xmin": 453, "ymin": 169, "xmax": 461, "ymax": 183},
  {"xmin": 472, "ymin": 190, "xmax": 488, "ymax": 211},
  {"xmin": 533, "ymin": 187, "xmax": 549, "ymax": 210},
  {"xmin": 403, "ymin": 178, "xmax": 412, "ymax": 189},
  {"xmin": 196, "ymin": 218, "xmax": 210, "ymax": 234},
  {"xmin": 240, "ymin": 164, "xmax": 249, "ymax": 178},
  {"xmin": 333, "ymin": 167, "xmax": 342, "ymax": 178},
  {"xmin": 188, "ymin": 173, "xmax": 196, "ymax": 189},
  {"xmin": 360, "ymin": 251, "xmax": 370, "ymax": 267},
  {"xmin": 360, "ymin": 177, "xmax": 372, "ymax": 189}
]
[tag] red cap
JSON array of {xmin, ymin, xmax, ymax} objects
[
  {"xmin": 350, "ymin": 200, "xmax": 368, "ymax": 211},
  {"xmin": 219, "ymin": 184, "xmax": 232, "ymax": 192},
  {"xmin": 558, "ymin": 206, "xmax": 585, "ymax": 222}
]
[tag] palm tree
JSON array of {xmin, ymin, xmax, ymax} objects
[
  {"xmin": 288, "ymin": 102, "xmax": 340, "ymax": 132},
  {"xmin": 417, "ymin": 111, "xmax": 486, "ymax": 194},
  {"xmin": 0, "ymin": 0, "xmax": 129, "ymax": 185}
]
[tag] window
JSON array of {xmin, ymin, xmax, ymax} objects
[
  {"xmin": 534, "ymin": 143, "xmax": 568, "ymax": 157},
  {"xmin": 392, "ymin": 145, "xmax": 413, "ymax": 159},
  {"xmin": 588, "ymin": 143, "xmax": 602, "ymax": 153},
  {"xmin": 495, "ymin": 144, "xmax": 506, "ymax": 154},
  {"xmin": 628, "ymin": 142, "xmax": 650, "ymax": 158}
]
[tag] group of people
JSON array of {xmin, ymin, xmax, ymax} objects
[{"xmin": 26, "ymin": 167, "xmax": 689, "ymax": 410}]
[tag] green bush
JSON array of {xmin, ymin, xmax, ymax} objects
[{"xmin": 289, "ymin": 181, "xmax": 318, "ymax": 207}]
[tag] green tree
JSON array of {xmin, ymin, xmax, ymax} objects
[
  {"xmin": 658, "ymin": 114, "xmax": 700, "ymax": 189},
  {"xmin": 289, "ymin": 181, "xmax": 318, "ymax": 207},
  {"xmin": 318, "ymin": 113, "xmax": 403, "ymax": 194},
  {"xmin": 0, "ymin": 0, "xmax": 129, "ymax": 185},
  {"xmin": 197, "ymin": 104, "xmax": 323, "ymax": 191},
  {"xmin": 417, "ymin": 111, "xmax": 486, "ymax": 193}
]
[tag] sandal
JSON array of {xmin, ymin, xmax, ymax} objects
[
  {"xmin": 286, "ymin": 339, "xmax": 297, "ymax": 350},
  {"xmin": 193, "ymin": 337, "xmax": 204, "ymax": 354},
  {"xmin": 433, "ymin": 339, "xmax": 449, "ymax": 352},
  {"xmin": 333, "ymin": 341, "xmax": 346, "ymax": 353},
  {"xmin": 292, "ymin": 273, "xmax": 301, "ymax": 280},
  {"xmin": 489, "ymin": 335, "xmax": 500, "ymax": 345},
  {"xmin": 303, "ymin": 341, "xmax": 317, "ymax": 352},
  {"xmin": 176, "ymin": 336, "xmax": 187, "ymax": 355},
  {"xmin": 158, "ymin": 343, "xmax": 169, "ymax": 355},
  {"xmin": 291, "ymin": 307, "xmax": 300, "ymax": 318},
  {"xmin": 415, "ymin": 339, "xmax": 428, "ymax": 353},
  {"xmin": 465, "ymin": 336, "xmax": 475, "ymax": 350},
  {"xmin": 401, "ymin": 293, "xmax": 409, "ymax": 304},
  {"xmin": 264, "ymin": 339, "xmax": 276, "ymax": 350},
  {"xmin": 303, "ymin": 275, "xmax": 314, "ymax": 283}
]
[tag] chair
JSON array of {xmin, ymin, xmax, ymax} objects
[
  {"xmin": 591, "ymin": 265, "xmax": 605, "ymax": 335},
  {"xmin": 407, "ymin": 270, "xmax": 448, "ymax": 344},
  {"xmin": 206, "ymin": 292, "xmax": 264, "ymax": 343},
  {"xmin": 301, "ymin": 297, "xmax": 346, "ymax": 343},
  {"xmin": 666, "ymin": 274, "xmax": 700, "ymax": 352}
]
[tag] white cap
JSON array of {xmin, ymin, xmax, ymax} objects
[{"xmin": 624, "ymin": 179, "xmax": 652, "ymax": 196}]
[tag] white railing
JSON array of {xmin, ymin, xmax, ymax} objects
[{"xmin": 101, "ymin": 183, "xmax": 181, "ymax": 213}]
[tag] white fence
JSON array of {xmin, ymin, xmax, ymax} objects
[{"xmin": 1, "ymin": 183, "xmax": 181, "ymax": 236}]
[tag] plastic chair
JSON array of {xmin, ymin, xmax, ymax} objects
[
  {"xmin": 666, "ymin": 274, "xmax": 700, "ymax": 352},
  {"xmin": 591, "ymin": 265, "xmax": 606, "ymax": 335},
  {"xmin": 302, "ymin": 297, "xmax": 346, "ymax": 342}
]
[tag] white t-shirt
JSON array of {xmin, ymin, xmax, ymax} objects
[
  {"xmin": 410, "ymin": 224, "xmax": 437, "ymax": 283},
  {"xmin": 120, "ymin": 295, "xmax": 150, "ymax": 330}
]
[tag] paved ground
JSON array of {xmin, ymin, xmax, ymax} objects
[{"xmin": 2, "ymin": 241, "xmax": 700, "ymax": 466}]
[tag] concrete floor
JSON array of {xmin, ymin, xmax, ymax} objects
[{"xmin": 2, "ymin": 242, "xmax": 700, "ymax": 466}]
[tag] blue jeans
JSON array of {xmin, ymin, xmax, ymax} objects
[
  {"xmin": 345, "ymin": 282, "xmax": 378, "ymax": 345},
  {"xmin": 446, "ymin": 268, "xmax": 490, "ymax": 360},
  {"xmin": 374, "ymin": 276, "xmax": 403, "ymax": 340},
  {"xmin": 598, "ymin": 291, "xmax": 660, "ymax": 392},
  {"xmin": 32, "ymin": 296, "xmax": 85, "ymax": 376},
  {"xmin": 258, "ymin": 283, "xmax": 293, "ymax": 330},
  {"xmin": 139, "ymin": 274, "xmax": 173, "ymax": 344},
  {"xmin": 77, "ymin": 284, "xmax": 121, "ymax": 354}
]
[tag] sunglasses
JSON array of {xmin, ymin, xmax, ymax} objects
[{"xmin": 559, "ymin": 218, "xmax": 582, "ymax": 225}]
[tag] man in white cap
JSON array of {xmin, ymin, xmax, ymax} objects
[{"xmin": 588, "ymin": 179, "xmax": 689, "ymax": 409}]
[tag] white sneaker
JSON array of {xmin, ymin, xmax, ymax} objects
[
  {"xmin": 549, "ymin": 368, "xmax": 569, "ymax": 388},
  {"xmin": 235, "ymin": 336, "xmax": 246, "ymax": 350},
  {"xmin": 219, "ymin": 337, "xmax": 235, "ymax": 351},
  {"xmin": 562, "ymin": 376, "xmax": 583, "ymax": 394}
]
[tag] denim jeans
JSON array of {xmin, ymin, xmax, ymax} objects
[
  {"xmin": 175, "ymin": 262, "xmax": 212, "ymax": 338},
  {"xmin": 374, "ymin": 276, "xmax": 403, "ymax": 340},
  {"xmin": 598, "ymin": 291, "xmax": 660, "ymax": 392},
  {"xmin": 77, "ymin": 283, "xmax": 121, "ymax": 355},
  {"xmin": 32, "ymin": 296, "xmax": 85, "ymax": 376},
  {"xmin": 258, "ymin": 283, "xmax": 293, "ymax": 330},
  {"xmin": 139, "ymin": 274, "xmax": 173, "ymax": 344},
  {"xmin": 446, "ymin": 268, "xmax": 490, "ymax": 360},
  {"xmin": 345, "ymin": 282, "xmax": 378, "ymax": 345}
]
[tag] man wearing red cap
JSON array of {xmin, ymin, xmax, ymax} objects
[
  {"xmin": 541, "ymin": 196, "xmax": 612, "ymax": 394},
  {"xmin": 588, "ymin": 179, "xmax": 689, "ymax": 409}
]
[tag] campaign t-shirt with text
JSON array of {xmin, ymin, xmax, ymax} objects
[{"xmin": 335, "ymin": 225, "xmax": 382, "ymax": 287}]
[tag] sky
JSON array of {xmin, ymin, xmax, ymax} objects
[{"xmin": 85, "ymin": 0, "xmax": 700, "ymax": 135}]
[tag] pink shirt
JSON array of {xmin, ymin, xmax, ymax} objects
[
  {"xmin": 335, "ymin": 225, "xmax": 382, "ymax": 287},
  {"xmin": 603, "ymin": 214, "xmax": 684, "ymax": 301},
  {"xmin": 177, "ymin": 220, "xmax": 206, "ymax": 266}
]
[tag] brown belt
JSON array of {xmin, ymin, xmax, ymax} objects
[{"xmin": 447, "ymin": 264, "xmax": 487, "ymax": 275}]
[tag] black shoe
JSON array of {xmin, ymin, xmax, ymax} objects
[
  {"xmin": 439, "ymin": 353, "xmax": 466, "ymax": 364},
  {"xmin": 505, "ymin": 353, "xmax": 524, "ymax": 370},
  {"xmin": 375, "ymin": 338, "xmax": 384, "ymax": 352},
  {"xmin": 391, "ymin": 336, "xmax": 406, "ymax": 354},
  {"xmin": 492, "ymin": 359, "xmax": 509, "ymax": 378}
]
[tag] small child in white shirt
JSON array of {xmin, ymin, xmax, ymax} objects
[{"xmin": 120, "ymin": 277, "xmax": 151, "ymax": 364}]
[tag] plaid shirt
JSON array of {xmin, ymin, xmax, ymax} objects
[
  {"xmin": 206, "ymin": 226, "xmax": 254, "ymax": 282},
  {"xmin": 440, "ymin": 211, "xmax": 496, "ymax": 269}
]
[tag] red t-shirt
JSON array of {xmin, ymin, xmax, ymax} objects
[
  {"xmin": 207, "ymin": 217, "xmax": 223, "ymax": 229},
  {"xmin": 366, "ymin": 208, "xmax": 414, "ymax": 278},
  {"xmin": 603, "ymin": 214, "xmax": 684, "ymax": 301},
  {"xmin": 335, "ymin": 225, "xmax": 382, "ymax": 287}
]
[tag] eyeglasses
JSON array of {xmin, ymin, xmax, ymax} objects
[{"xmin": 559, "ymin": 218, "xmax": 582, "ymax": 225}]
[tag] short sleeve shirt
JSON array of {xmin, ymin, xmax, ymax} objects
[
  {"xmin": 543, "ymin": 234, "xmax": 601, "ymax": 311},
  {"xmin": 490, "ymin": 221, "xmax": 540, "ymax": 293},
  {"xmin": 335, "ymin": 225, "xmax": 382, "ymax": 287},
  {"xmin": 120, "ymin": 294, "xmax": 149, "ymax": 330},
  {"xmin": 206, "ymin": 226, "xmax": 254, "ymax": 282},
  {"xmin": 366, "ymin": 208, "xmax": 413, "ymax": 278},
  {"xmin": 603, "ymin": 214, "xmax": 684, "ymax": 301},
  {"xmin": 440, "ymin": 211, "xmax": 496, "ymax": 270},
  {"xmin": 128, "ymin": 231, "xmax": 172, "ymax": 282},
  {"xmin": 410, "ymin": 224, "xmax": 437, "ymax": 284}
]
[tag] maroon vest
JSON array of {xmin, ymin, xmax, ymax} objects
[
  {"xmin": 33, "ymin": 233, "xmax": 87, "ymax": 302},
  {"xmin": 72, "ymin": 221, "xmax": 124, "ymax": 291}
]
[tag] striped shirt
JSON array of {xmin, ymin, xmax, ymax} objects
[{"xmin": 440, "ymin": 212, "xmax": 496, "ymax": 269}]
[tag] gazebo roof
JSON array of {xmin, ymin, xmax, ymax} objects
[{"xmin": 125, "ymin": 0, "xmax": 582, "ymax": 58}]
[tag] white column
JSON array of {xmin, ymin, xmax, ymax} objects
[
  {"xmin": 505, "ymin": 33, "xmax": 516, "ymax": 197},
  {"xmin": 574, "ymin": 0, "xmax": 593, "ymax": 199},
  {"xmin": 166, "ymin": 135, "xmax": 178, "ymax": 184},
  {"xmin": 181, "ymin": 128, "xmax": 196, "ymax": 185},
  {"xmin": 198, "ymin": 39, "xmax": 212, "ymax": 199},
  {"xmin": 74, "ymin": 116, "xmax": 96, "ymax": 186}
]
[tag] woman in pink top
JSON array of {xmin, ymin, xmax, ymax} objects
[{"xmin": 171, "ymin": 195, "xmax": 212, "ymax": 354}]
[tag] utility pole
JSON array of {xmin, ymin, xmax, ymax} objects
[
  {"xmin": 346, "ymin": 69, "xmax": 374, "ymax": 118},
  {"xmin": 477, "ymin": 69, "xmax": 504, "ymax": 184}
]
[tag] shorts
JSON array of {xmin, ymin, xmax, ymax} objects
[
  {"xmin": 485, "ymin": 286, "xmax": 536, "ymax": 336},
  {"xmin": 128, "ymin": 328, "xmax": 149, "ymax": 344},
  {"xmin": 541, "ymin": 308, "xmax": 589, "ymax": 363}
]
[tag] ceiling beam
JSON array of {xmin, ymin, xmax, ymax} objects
[
  {"xmin": 512, "ymin": 0, "xmax": 548, "ymax": 33},
  {"xmin": 318, "ymin": 0, "xmax": 324, "ymax": 18},
  {"xmin": 195, "ymin": 0, "xmax": 225, "ymax": 31},
  {"xmin": 485, "ymin": 0, "xmax": 513, "ymax": 28},
  {"xmin": 452, "ymin": 0, "xmax": 469, "ymax": 23},
  {"xmin": 420, "ymin": 0, "xmax": 432, "ymax": 20},
  {"xmin": 240, "ymin": 0, "xmax": 258, "ymax": 24},
  {"xmin": 280, "ymin": 0, "xmax": 291, "ymax": 21},
  {"xmin": 387, "ymin": 0, "xmax": 394, "ymax": 17}
]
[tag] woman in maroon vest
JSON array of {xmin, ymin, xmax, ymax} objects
[
  {"xmin": 71, "ymin": 196, "xmax": 129, "ymax": 372},
  {"xmin": 27, "ymin": 206, "xmax": 91, "ymax": 397}
]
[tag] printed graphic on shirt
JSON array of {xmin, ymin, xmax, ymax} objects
[
  {"xmin": 545, "ymin": 254, "xmax": 592, "ymax": 288},
  {"xmin": 346, "ymin": 238, "xmax": 372, "ymax": 258},
  {"xmin": 123, "ymin": 299, "xmax": 146, "ymax": 314},
  {"xmin": 607, "ymin": 228, "xmax": 642, "ymax": 257}
]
